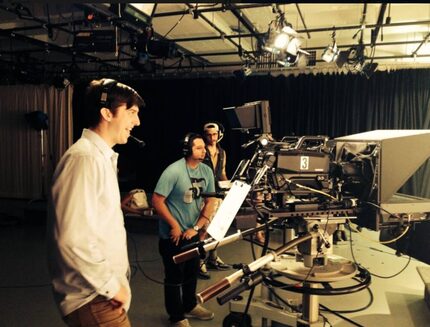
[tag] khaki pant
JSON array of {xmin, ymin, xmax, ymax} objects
[{"xmin": 63, "ymin": 296, "xmax": 131, "ymax": 327}]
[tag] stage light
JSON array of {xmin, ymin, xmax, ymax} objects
[
  {"xmin": 333, "ymin": 39, "xmax": 379, "ymax": 77},
  {"xmin": 322, "ymin": 30, "xmax": 340, "ymax": 63},
  {"xmin": 264, "ymin": 23, "xmax": 301, "ymax": 54},
  {"xmin": 147, "ymin": 39, "xmax": 181, "ymax": 59},
  {"xmin": 273, "ymin": 32, "xmax": 289, "ymax": 49},
  {"xmin": 262, "ymin": 10, "xmax": 309, "ymax": 68},
  {"xmin": 286, "ymin": 37, "xmax": 309, "ymax": 57},
  {"xmin": 243, "ymin": 65, "xmax": 252, "ymax": 76},
  {"xmin": 277, "ymin": 56, "xmax": 295, "ymax": 67},
  {"xmin": 131, "ymin": 52, "xmax": 155, "ymax": 73},
  {"xmin": 52, "ymin": 76, "xmax": 70, "ymax": 90},
  {"xmin": 233, "ymin": 64, "xmax": 252, "ymax": 79},
  {"xmin": 322, "ymin": 44, "xmax": 340, "ymax": 63},
  {"xmin": 361, "ymin": 62, "xmax": 378, "ymax": 78},
  {"xmin": 275, "ymin": 37, "xmax": 310, "ymax": 67},
  {"xmin": 335, "ymin": 50, "xmax": 350, "ymax": 68}
]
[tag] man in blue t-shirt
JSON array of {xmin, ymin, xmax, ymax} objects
[{"xmin": 152, "ymin": 133, "xmax": 217, "ymax": 327}]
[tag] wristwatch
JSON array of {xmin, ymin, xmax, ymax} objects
[{"xmin": 193, "ymin": 225, "xmax": 200, "ymax": 232}]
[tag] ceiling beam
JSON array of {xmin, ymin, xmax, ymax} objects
[
  {"xmin": 411, "ymin": 32, "xmax": 430, "ymax": 57},
  {"xmin": 185, "ymin": 3, "xmax": 256, "ymax": 62},
  {"xmin": 5, "ymin": 38, "xmax": 426, "ymax": 64},
  {"xmin": 152, "ymin": 4, "xmax": 271, "ymax": 18},
  {"xmin": 186, "ymin": 39, "xmax": 430, "ymax": 57},
  {"xmin": 0, "ymin": 4, "xmax": 122, "ymax": 71},
  {"xmin": 0, "ymin": 19, "xmax": 85, "ymax": 34},
  {"xmin": 0, "ymin": 27, "xmax": 121, "ymax": 70},
  {"xmin": 79, "ymin": 3, "xmax": 209, "ymax": 68},
  {"xmin": 134, "ymin": 53, "xmax": 430, "ymax": 71},
  {"xmin": 370, "ymin": 4, "xmax": 388, "ymax": 47},
  {"xmin": 229, "ymin": 4, "xmax": 263, "ymax": 49},
  {"xmin": 295, "ymin": 4, "xmax": 310, "ymax": 39},
  {"xmin": 169, "ymin": 19, "xmax": 430, "ymax": 43}
]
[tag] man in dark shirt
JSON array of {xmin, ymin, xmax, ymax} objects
[{"xmin": 198, "ymin": 122, "xmax": 232, "ymax": 279}]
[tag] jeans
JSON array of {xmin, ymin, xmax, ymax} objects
[
  {"xmin": 159, "ymin": 236, "xmax": 200, "ymax": 323},
  {"xmin": 63, "ymin": 296, "xmax": 131, "ymax": 327}
]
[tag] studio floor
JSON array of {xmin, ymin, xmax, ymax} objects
[{"xmin": 0, "ymin": 198, "xmax": 430, "ymax": 327}]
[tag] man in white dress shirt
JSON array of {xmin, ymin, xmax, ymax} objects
[{"xmin": 47, "ymin": 78, "xmax": 144, "ymax": 327}]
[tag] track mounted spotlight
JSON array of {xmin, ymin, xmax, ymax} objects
[
  {"xmin": 322, "ymin": 30, "xmax": 340, "ymax": 63},
  {"xmin": 263, "ymin": 8, "xmax": 309, "ymax": 67}
]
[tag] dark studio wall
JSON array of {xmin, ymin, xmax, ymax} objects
[{"xmin": 73, "ymin": 68, "xmax": 430, "ymax": 195}]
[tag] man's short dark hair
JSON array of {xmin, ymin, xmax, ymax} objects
[
  {"xmin": 182, "ymin": 133, "xmax": 204, "ymax": 158},
  {"xmin": 84, "ymin": 78, "xmax": 145, "ymax": 128}
]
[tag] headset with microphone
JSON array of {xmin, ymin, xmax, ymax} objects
[
  {"xmin": 182, "ymin": 132, "xmax": 203, "ymax": 157},
  {"xmin": 99, "ymin": 78, "xmax": 146, "ymax": 148},
  {"xmin": 203, "ymin": 121, "xmax": 224, "ymax": 142},
  {"xmin": 129, "ymin": 135, "xmax": 146, "ymax": 148},
  {"xmin": 99, "ymin": 78, "xmax": 118, "ymax": 109}
]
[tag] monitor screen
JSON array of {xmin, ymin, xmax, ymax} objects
[{"xmin": 223, "ymin": 100, "xmax": 271, "ymax": 134}]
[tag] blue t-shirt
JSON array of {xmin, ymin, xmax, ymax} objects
[{"xmin": 154, "ymin": 158, "xmax": 215, "ymax": 239}]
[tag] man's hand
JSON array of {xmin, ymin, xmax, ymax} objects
[
  {"xmin": 199, "ymin": 230, "xmax": 208, "ymax": 241},
  {"xmin": 182, "ymin": 228, "xmax": 198, "ymax": 240},
  {"xmin": 170, "ymin": 225, "xmax": 182, "ymax": 245},
  {"xmin": 110, "ymin": 285, "xmax": 129, "ymax": 311}
]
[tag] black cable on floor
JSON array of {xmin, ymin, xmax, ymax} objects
[
  {"xmin": 319, "ymin": 303, "xmax": 364, "ymax": 327},
  {"xmin": 128, "ymin": 232, "xmax": 200, "ymax": 287},
  {"xmin": 347, "ymin": 221, "xmax": 412, "ymax": 279}
]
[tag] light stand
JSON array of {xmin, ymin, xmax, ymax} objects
[
  {"xmin": 39, "ymin": 128, "xmax": 47, "ymax": 199},
  {"xmin": 24, "ymin": 111, "xmax": 49, "ymax": 225},
  {"xmin": 25, "ymin": 110, "xmax": 48, "ymax": 200}
]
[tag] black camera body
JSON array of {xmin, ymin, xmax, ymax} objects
[
  {"xmin": 275, "ymin": 149, "xmax": 331, "ymax": 196},
  {"xmin": 234, "ymin": 130, "xmax": 430, "ymax": 231}
]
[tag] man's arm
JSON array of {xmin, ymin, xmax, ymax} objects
[
  {"xmin": 152, "ymin": 192, "xmax": 183, "ymax": 245},
  {"xmin": 198, "ymin": 197, "xmax": 218, "ymax": 228},
  {"xmin": 181, "ymin": 196, "xmax": 218, "ymax": 241},
  {"xmin": 220, "ymin": 150, "xmax": 228, "ymax": 181}
]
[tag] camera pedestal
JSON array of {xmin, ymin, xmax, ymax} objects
[{"xmin": 225, "ymin": 218, "xmax": 359, "ymax": 327}]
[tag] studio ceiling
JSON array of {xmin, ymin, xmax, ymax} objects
[{"xmin": 1, "ymin": 2, "xmax": 430, "ymax": 84}]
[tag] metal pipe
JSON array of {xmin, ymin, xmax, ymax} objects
[
  {"xmin": 411, "ymin": 32, "xmax": 430, "ymax": 57},
  {"xmin": 79, "ymin": 3, "xmax": 209, "ymax": 67},
  {"xmin": 295, "ymin": 4, "xmax": 311, "ymax": 39},
  {"xmin": 230, "ymin": 5, "xmax": 263, "ymax": 46},
  {"xmin": 173, "ymin": 217, "xmax": 280, "ymax": 264},
  {"xmin": 0, "ymin": 27, "xmax": 118, "ymax": 68},
  {"xmin": 168, "ymin": 20, "xmax": 430, "ymax": 43},
  {"xmin": 185, "ymin": 3, "xmax": 255, "ymax": 61},
  {"xmin": 5, "ymin": 39, "xmax": 425, "ymax": 58},
  {"xmin": 0, "ymin": 19, "xmax": 86, "ymax": 34},
  {"xmin": 371, "ymin": 4, "xmax": 388, "ymax": 47},
  {"xmin": 152, "ymin": 4, "xmax": 271, "ymax": 18},
  {"xmin": 196, "ymin": 233, "xmax": 314, "ymax": 304}
]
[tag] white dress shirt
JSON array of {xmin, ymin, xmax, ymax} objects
[{"xmin": 47, "ymin": 128, "xmax": 130, "ymax": 316}]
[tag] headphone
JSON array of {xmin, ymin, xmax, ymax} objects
[
  {"xmin": 99, "ymin": 78, "xmax": 118, "ymax": 108},
  {"xmin": 203, "ymin": 121, "xmax": 224, "ymax": 142},
  {"xmin": 182, "ymin": 132, "xmax": 202, "ymax": 157}
]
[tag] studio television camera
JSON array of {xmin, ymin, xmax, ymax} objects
[
  {"xmin": 176, "ymin": 100, "xmax": 430, "ymax": 327},
  {"xmin": 224, "ymin": 100, "xmax": 430, "ymax": 231}
]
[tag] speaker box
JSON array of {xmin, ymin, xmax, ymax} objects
[{"xmin": 25, "ymin": 111, "xmax": 48, "ymax": 131}]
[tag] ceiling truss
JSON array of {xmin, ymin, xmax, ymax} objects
[{"xmin": 1, "ymin": 2, "xmax": 430, "ymax": 83}]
